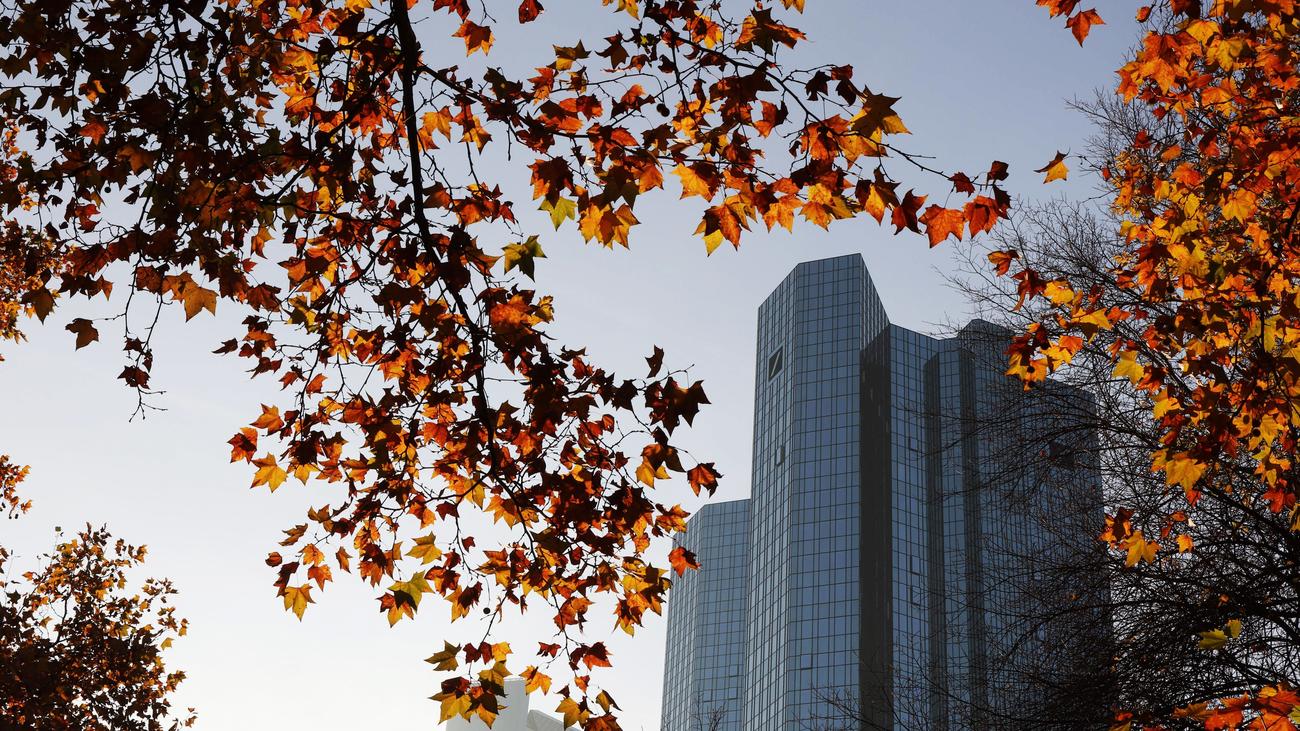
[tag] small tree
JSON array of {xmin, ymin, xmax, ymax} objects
[{"xmin": 0, "ymin": 464, "xmax": 193, "ymax": 730}]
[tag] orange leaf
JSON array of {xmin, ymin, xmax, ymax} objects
[
  {"xmin": 454, "ymin": 21, "xmax": 494, "ymax": 55},
  {"xmin": 1066, "ymin": 9, "xmax": 1104, "ymax": 45},
  {"xmin": 918, "ymin": 205, "xmax": 965, "ymax": 247},
  {"xmin": 668, "ymin": 546, "xmax": 698, "ymax": 576}
]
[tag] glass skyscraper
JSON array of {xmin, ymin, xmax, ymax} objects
[{"xmin": 660, "ymin": 254, "xmax": 1105, "ymax": 730}]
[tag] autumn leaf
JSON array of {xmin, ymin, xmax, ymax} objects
[
  {"xmin": 252, "ymin": 404, "xmax": 284, "ymax": 432},
  {"xmin": 503, "ymin": 236, "xmax": 545, "ymax": 279},
  {"xmin": 539, "ymin": 197, "xmax": 578, "ymax": 229},
  {"xmin": 668, "ymin": 546, "xmax": 698, "ymax": 575},
  {"xmin": 646, "ymin": 345, "xmax": 664, "ymax": 378},
  {"xmin": 251, "ymin": 455, "xmax": 288, "ymax": 491},
  {"xmin": 919, "ymin": 205, "xmax": 965, "ymax": 246},
  {"xmin": 454, "ymin": 21, "xmax": 494, "ymax": 55},
  {"xmin": 1112, "ymin": 350, "xmax": 1145, "ymax": 384},
  {"xmin": 518, "ymin": 0, "xmax": 543, "ymax": 22},
  {"xmin": 282, "ymin": 584, "xmax": 314, "ymax": 620},
  {"xmin": 65, "ymin": 318, "xmax": 98, "ymax": 349},
  {"xmin": 1035, "ymin": 151, "xmax": 1069, "ymax": 183},
  {"xmin": 988, "ymin": 250, "xmax": 1019, "ymax": 276},
  {"xmin": 1198, "ymin": 628, "xmax": 1229, "ymax": 650},
  {"xmin": 1066, "ymin": 8, "xmax": 1103, "ymax": 44},
  {"xmin": 673, "ymin": 163, "xmax": 718, "ymax": 199}
]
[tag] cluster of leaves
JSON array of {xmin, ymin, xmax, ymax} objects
[
  {"xmin": 998, "ymin": 1, "xmax": 1300, "ymax": 728},
  {"xmin": 0, "ymin": 455, "xmax": 29, "ymax": 518},
  {"xmin": 958, "ymin": 198, "xmax": 1299, "ymax": 731},
  {"xmin": 0, "ymin": 0, "xmax": 1092, "ymax": 724},
  {"xmin": 0, "ymin": 482, "xmax": 193, "ymax": 731}
]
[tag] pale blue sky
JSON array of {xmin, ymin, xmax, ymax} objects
[{"xmin": 0, "ymin": 2, "xmax": 1135, "ymax": 728}]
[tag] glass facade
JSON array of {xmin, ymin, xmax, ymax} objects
[
  {"xmin": 660, "ymin": 500, "xmax": 751, "ymax": 731},
  {"xmin": 660, "ymin": 255, "xmax": 1104, "ymax": 731}
]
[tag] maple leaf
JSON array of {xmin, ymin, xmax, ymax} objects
[
  {"xmin": 646, "ymin": 345, "xmax": 664, "ymax": 377},
  {"xmin": 919, "ymin": 205, "xmax": 965, "ymax": 246},
  {"xmin": 540, "ymin": 197, "xmax": 577, "ymax": 229},
  {"xmin": 454, "ymin": 21, "xmax": 494, "ymax": 55},
  {"xmin": 282, "ymin": 584, "xmax": 314, "ymax": 620},
  {"xmin": 522, "ymin": 666, "xmax": 551, "ymax": 694},
  {"xmin": 503, "ymin": 236, "xmax": 545, "ymax": 280},
  {"xmin": 673, "ymin": 163, "xmax": 718, "ymax": 200},
  {"xmin": 518, "ymin": 0, "xmax": 543, "ymax": 23},
  {"xmin": 1037, "ymin": 0, "xmax": 1081, "ymax": 18},
  {"xmin": 736, "ymin": 8, "xmax": 806, "ymax": 53},
  {"xmin": 1035, "ymin": 151, "xmax": 1069, "ymax": 183},
  {"xmin": 251, "ymin": 455, "xmax": 288, "ymax": 491},
  {"xmin": 1112, "ymin": 350, "xmax": 1145, "ymax": 384},
  {"xmin": 22, "ymin": 288, "xmax": 55, "ymax": 323},
  {"xmin": 64, "ymin": 318, "xmax": 98, "ymax": 349},
  {"xmin": 686, "ymin": 463, "xmax": 720, "ymax": 495},
  {"xmin": 1198, "ymin": 628, "xmax": 1229, "ymax": 650},
  {"xmin": 252, "ymin": 404, "xmax": 284, "ymax": 432},
  {"xmin": 964, "ymin": 195, "xmax": 1002, "ymax": 237},
  {"xmin": 891, "ymin": 191, "xmax": 926, "ymax": 233},
  {"xmin": 1066, "ymin": 8, "xmax": 1104, "ymax": 44},
  {"xmin": 1124, "ymin": 531, "xmax": 1158, "ymax": 567},
  {"xmin": 668, "ymin": 546, "xmax": 698, "ymax": 575},
  {"xmin": 1161, "ymin": 452, "xmax": 1206, "ymax": 494},
  {"xmin": 572, "ymin": 642, "xmax": 612, "ymax": 669}
]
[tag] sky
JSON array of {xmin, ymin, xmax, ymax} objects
[{"xmin": 0, "ymin": 1, "xmax": 1138, "ymax": 728}]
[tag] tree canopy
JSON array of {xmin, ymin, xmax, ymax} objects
[{"xmin": 1004, "ymin": 2, "xmax": 1300, "ymax": 728}]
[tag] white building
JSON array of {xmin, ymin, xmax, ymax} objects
[{"xmin": 444, "ymin": 678, "xmax": 577, "ymax": 731}]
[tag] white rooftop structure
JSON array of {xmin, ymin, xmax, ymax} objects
[{"xmin": 443, "ymin": 678, "xmax": 577, "ymax": 731}]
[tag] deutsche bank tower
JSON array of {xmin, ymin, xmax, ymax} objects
[{"xmin": 660, "ymin": 255, "xmax": 1107, "ymax": 731}]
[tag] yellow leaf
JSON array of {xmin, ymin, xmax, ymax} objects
[
  {"xmin": 636, "ymin": 459, "xmax": 669, "ymax": 486},
  {"xmin": 283, "ymin": 584, "xmax": 313, "ymax": 620},
  {"xmin": 502, "ymin": 235, "xmax": 545, "ymax": 279},
  {"xmin": 539, "ymin": 197, "xmax": 577, "ymax": 229},
  {"xmin": 1153, "ymin": 392, "xmax": 1181, "ymax": 418},
  {"xmin": 421, "ymin": 108, "xmax": 453, "ymax": 140},
  {"xmin": 522, "ymin": 666, "xmax": 551, "ymax": 694},
  {"xmin": 1198, "ymin": 628, "xmax": 1228, "ymax": 650},
  {"xmin": 1035, "ymin": 151, "xmax": 1069, "ymax": 183},
  {"xmin": 251, "ymin": 455, "xmax": 288, "ymax": 491},
  {"xmin": 1184, "ymin": 19, "xmax": 1219, "ymax": 45},
  {"xmin": 1222, "ymin": 188, "xmax": 1257, "ymax": 222},
  {"xmin": 673, "ymin": 163, "xmax": 716, "ymax": 199},
  {"xmin": 425, "ymin": 641, "xmax": 460, "ymax": 671},
  {"xmin": 182, "ymin": 285, "xmax": 217, "ymax": 321},
  {"xmin": 1113, "ymin": 351, "xmax": 1145, "ymax": 384},
  {"xmin": 1044, "ymin": 280, "xmax": 1075, "ymax": 306},
  {"xmin": 1125, "ymin": 531, "xmax": 1157, "ymax": 567},
  {"xmin": 1074, "ymin": 308, "xmax": 1113, "ymax": 331},
  {"xmin": 1163, "ymin": 453, "xmax": 1206, "ymax": 493},
  {"xmin": 407, "ymin": 534, "xmax": 443, "ymax": 564},
  {"xmin": 557, "ymin": 697, "xmax": 586, "ymax": 729}
]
